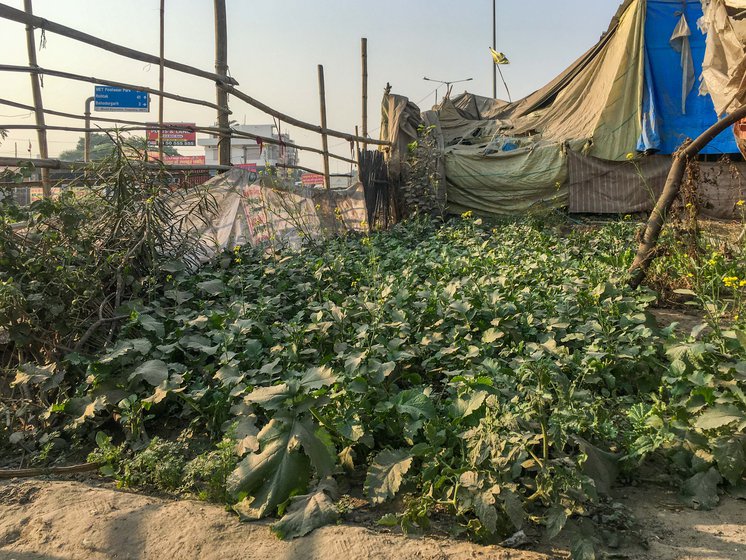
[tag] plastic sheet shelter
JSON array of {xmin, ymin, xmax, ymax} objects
[{"xmin": 382, "ymin": 0, "xmax": 745, "ymax": 217}]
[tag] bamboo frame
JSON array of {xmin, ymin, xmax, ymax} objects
[
  {"xmin": 0, "ymin": 65, "xmax": 224, "ymax": 111},
  {"xmin": 0, "ymin": 99, "xmax": 358, "ymax": 166},
  {"xmin": 0, "ymin": 3, "xmax": 237, "ymax": 85}
]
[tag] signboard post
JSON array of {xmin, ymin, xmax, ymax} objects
[
  {"xmin": 94, "ymin": 86, "xmax": 150, "ymax": 112},
  {"xmin": 146, "ymin": 123, "xmax": 197, "ymax": 147}
]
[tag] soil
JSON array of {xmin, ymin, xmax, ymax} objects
[{"xmin": 0, "ymin": 478, "xmax": 744, "ymax": 560}]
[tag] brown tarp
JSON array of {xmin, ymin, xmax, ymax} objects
[{"xmin": 569, "ymin": 152, "xmax": 746, "ymax": 218}]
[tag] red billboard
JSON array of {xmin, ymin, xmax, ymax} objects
[
  {"xmin": 146, "ymin": 123, "xmax": 197, "ymax": 147},
  {"xmin": 301, "ymin": 173, "xmax": 324, "ymax": 186}
]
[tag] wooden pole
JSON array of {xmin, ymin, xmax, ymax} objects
[
  {"xmin": 158, "ymin": 0, "xmax": 165, "ymax": 160},
  {"xmin": 0, "ymin": 4, "xmax": 238, "ymax": 85},
  {"xmin": 361, "ymin": 37, "xmax": 368, "ymax": 151},
  {"xmin": 84, "ymin": 96, "xmax": 94, "ymax": 162},
  {"xmin": 628, "ymin": 104, "xmax": 746, "ymax": 288},
  {"xmin": 214, "ymin": 0, "xmax": 231, "ymax": 168},
  {"xmin": 23, "ymin": 0, "xmax": 49, "ymax": 197},
  {"xmin": 318, "ymin": 65, "xmax": 331, "ymax": 190}
]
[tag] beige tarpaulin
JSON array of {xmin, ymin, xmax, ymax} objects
[
  {"xmin": 507, "ymin": 0, "xmax": 645, "ymax": 161},
  {"xmin": 170, "ymin": 169, "xmax": 367, "ymax": 266},
  {"xmin": 699, "ymin": 0, "xmax": 746, "ymax": 115},
  {"xmin": 444, "ymin": 141, "xmax": 568, "ymax": 216}
]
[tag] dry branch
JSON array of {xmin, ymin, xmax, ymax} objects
[{"xmin": 628, "ymin": 105, "xmax": 746, "ymax": 288}]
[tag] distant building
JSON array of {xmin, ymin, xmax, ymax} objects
[{"xmin": 198, "ymin": 124, "xmax": 299, "ymax": 171}]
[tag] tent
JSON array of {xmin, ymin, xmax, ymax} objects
[{"xmin": 383, "ymin": 0, "xmax": 746, "ymax": 217}]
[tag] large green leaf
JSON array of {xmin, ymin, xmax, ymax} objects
[
  {"xmin": 228, "ymin": 414, "xmax": 335, "ymax": 519},
  {"xmin": 129, "ymin": 359, "xmax": 168, "ymax": 386},
  {"xmin": 545, "ymin": 505, "xmax": 567, "ymax": 539},
  {"xmin": 365, "ymin": 449, "xmax": 413, "ymax": 504},
  {"xmin": 271, "ymin": 478, "xmax": 339, "ymax": 540},
  {"xmin": 392, "ymin": 389, "xmax": 435, "ymax": 420}
]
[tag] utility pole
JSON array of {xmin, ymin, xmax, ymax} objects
[
  {"xmin": 214, "ymin": 0, "xmax": 230, "ymax": 168},
  {"xmin": 361, "ymin": 37, "xmax": 368, "ymax": 151},
  {"xmin": 23, "ymin": 0, "xmax": 50, "ymax": 197},
  {"xmin": 492, "ymin": 0, "xmax": 497, "ymax": 99}
]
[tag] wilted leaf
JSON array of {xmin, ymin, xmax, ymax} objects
[
  {"xmin": 451, "ymin": 390, "xmax": 487, "ymax": 419},
  {"xmin": 271, "ymin": 478, "xmax": 339, "ymax": 539},
  {"xmin": 365, "ymin": 449, "xmax": 413, "ymax": 504},
  {"xmin": 571, "ymin": 537, "xmax": 596, "ymax": 560},
  {"xmin": 712, "ymin": 437, "xmax": 746, "ymax": 486},
  {"xmin": 679, "ymin": 467, "xmax": 722, "ymax": 510},
  {"xmin": 694, "ymin": 405, "xmax": 743, "ymax": 431},
  {"xmin": 500, "ymin": 488, "xmax": 525, "ymax": 530}
]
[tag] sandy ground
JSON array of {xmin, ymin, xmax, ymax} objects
[
  {"xmin": 0, "ymin": 479, "xmax": 744, "ymax": 560},
  {"xmin": 0, "ymin": 479, "xmax": 550, "ymax": 560}
]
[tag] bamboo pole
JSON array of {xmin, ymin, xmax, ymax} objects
[
  {"xmin": 0, "ymin": 99, "xmax": 359, "ymax": 165},
  {"xmin": 23, "ymin": 0, "xmax": 49, "ymax": 197},
  {"xmin": 0, "ymin": 3, "xmax": 237, "ymax": 85},
  {"xmin": 221, "ymin": 84, "xmax": 390, "ymax": 146},
  {"xmin": 628, "ymin": 104, "xmax": 746, "ymax": 288},
  {"xmin": 158, "ymin": 0, "xmax": 165, "ymax": 160},
  {"xmin": 214, "ymin": 0, "xmax": 231, "ymax": 168},
  {"xmin": 361, "ymin": 37, "xmax": 368, "ymax": 151},
  {"xmin": 0, "ymin": 65, "xmax": 223, "ymax": 111},
  {"xmin": 317, "ymin": 64, "xmax": 331, "ymax": 191}
]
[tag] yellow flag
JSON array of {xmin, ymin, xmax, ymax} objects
[{"xmin": 489, "ymin": 47, "xmax": 509, "ymax": 65}]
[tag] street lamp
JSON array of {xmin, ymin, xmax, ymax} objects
[{"xmin": 423, "ymin": 76, "xmax": 473, "ymax": 105}]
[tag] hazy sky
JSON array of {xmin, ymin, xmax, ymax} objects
[{"xmin": 1, "ymin": 1, "xmax": 621, "ymax": 172}]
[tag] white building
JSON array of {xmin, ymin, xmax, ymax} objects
[{"xmin": 198, "ymin": 124, "xmax": 298, "ymax": 170}]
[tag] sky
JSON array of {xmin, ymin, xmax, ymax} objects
[{"xmin": 1, "ymin": 0, "xmax": 621, "ymax": 172}]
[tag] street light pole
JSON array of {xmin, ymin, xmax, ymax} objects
[
  {"xmin": 84, "ymin": 96, "xmax": 94, "ymax": 162},
  {"xmin": 423, "ymin": 76, "xmax": 473, "ymax": 104},
  {"xmin": 492, "ymin": 0, "xmax": 497, "ymax": 99}
]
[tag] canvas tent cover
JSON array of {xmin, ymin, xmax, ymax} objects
[{"xmin": 384, "ymin": 0, "xmax": 746, "ymax": 217}]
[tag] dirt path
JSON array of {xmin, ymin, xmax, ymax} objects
[
  {"xmin": 0, "ymin": 479, "xmax": 744, "ymax": 560},
  {"xmin": 0, "ymin": 479, "xmax": 550, "ymax": 560}
]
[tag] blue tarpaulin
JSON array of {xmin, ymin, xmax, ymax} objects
[{"xmin": 638, "ymin": 0, "xmax": 738, "ymax": 155}]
